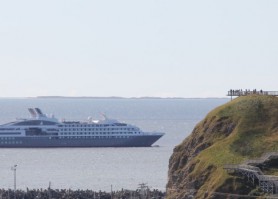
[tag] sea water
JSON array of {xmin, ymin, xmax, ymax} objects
[{"xmin": 0, "ymin": 98, "xmax": 228, "ymax": 191}]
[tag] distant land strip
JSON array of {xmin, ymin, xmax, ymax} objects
[{"xmin": 35, "ymin": 96, "xmax": 228, "ymax": 100}]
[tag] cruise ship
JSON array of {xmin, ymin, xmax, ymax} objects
[{"xmin": 0, "ymin": 108, "xmax": 164, "ymax": 147}]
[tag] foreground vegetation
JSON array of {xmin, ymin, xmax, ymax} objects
[{"xmin": 0, "ymin": 188, "xmax": 165, "ymax": 199}]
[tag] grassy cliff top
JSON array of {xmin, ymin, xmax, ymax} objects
[{"xmin": 167, "ymin": 95, "xmax": 278, "ymax": 198}]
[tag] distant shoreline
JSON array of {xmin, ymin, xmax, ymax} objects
[
  {"xmin": 35, "ymin": 96, "xmax": 229, "ymax": 100},
  {"xmin": 0, "ymin": 96, "xmax": 230, "ymax": 100}
]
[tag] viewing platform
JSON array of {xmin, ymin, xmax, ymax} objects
[{"xmin": 228, "ymin": 89, "xmax": 278, "ymax": 97}]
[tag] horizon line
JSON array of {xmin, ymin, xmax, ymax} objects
[{"xmin": 0, "ymin": 95, "xmax": 229, "ymax": 99}]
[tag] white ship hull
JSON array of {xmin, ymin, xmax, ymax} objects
[{"xmin": 0, "ymin": 135, "xmax": 163, "ymax": 148}]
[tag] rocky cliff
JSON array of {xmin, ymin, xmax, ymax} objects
[{"xmin": 167, "ymin": 95, "xmax": 278, "ymax": 198}]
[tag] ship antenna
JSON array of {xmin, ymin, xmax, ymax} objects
[{"xmin": 100, "ymin": 113, "xmax": 108, "ymax": 120}]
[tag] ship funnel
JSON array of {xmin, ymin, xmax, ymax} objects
[
  {"xmin": 34, "ymin": 108, "xmax": 45, "ymax": 117},
  {"xmin": 28, "ymin": 108, "xmax": 37, "ymax": 118}
]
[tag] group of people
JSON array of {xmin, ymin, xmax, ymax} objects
[
  {"xmin": 228, "ymin": 89, "xmax": 265, "ymax": 96},
  {"xmin": 0, "ymin": 188, "xmax": 165, "ymax": 199}
]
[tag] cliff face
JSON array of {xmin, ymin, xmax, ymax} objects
[{"xmin": 167, "ymin": 95, "xmax": 278, "ymax": 199}]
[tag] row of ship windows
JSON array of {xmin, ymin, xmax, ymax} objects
[
  {"xmin": 60, "ymin": 136, "xmax": 129, "ymax": 139},
  {"xmin": 60, "ymin": 132, "xmax": 138, "ymax": 135},
  {"xmin": 60, "ymin": 128, "xmax": 135, "ymax": 131},
  {"xmin": 0, "ymin": 137, "xmax": 16, "ymax": 140},
  {"xmin": 59, "ymin": 124, "xmax": 126, "ymax": 127},
  {"xmin": 0, "ymin": 133, "xmax": 21, "ymax": 135},
  {"xmin": 59, "ymin": 124, "xmax": 109, "ymax": 127},
  {"xmin": 0, "ymin": 128, "xmax": 20, "ymax": 131},
  {"xmin": 0, "ymin": 128, "xmax": 137, "ymax": 131},
  {"xmin": 0, "ymin": 141, "xmax": 22, "ymax": 144},
  {"xmin": 47, "ymin": 129, "xmax": 58, "ymax": 131}
]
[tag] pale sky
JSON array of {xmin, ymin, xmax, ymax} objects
[{"xmin": 0, "ymin": 0, "xmax": 277, "ymax": 98}]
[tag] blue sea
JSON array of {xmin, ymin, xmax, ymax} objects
[{"xmin": 0, "ymin": 98, "xmax": 228, "ymax": 191}]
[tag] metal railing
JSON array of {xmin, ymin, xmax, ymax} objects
[
  {"xmin": 224, "ymin": 152, "xmax": 278, "ymax": 194},
  {"xmin": 244, "ymin": 152, "xmax": 278, "ymax": 165},
  {"xmin": 227, "ymin": 90, "xmax": 278, "ymax": 97}
]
